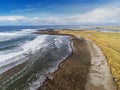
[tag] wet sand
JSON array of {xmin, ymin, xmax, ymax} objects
[{"xmin": 38, "ymin": 36, "xmax": 91, "ymax": 90}]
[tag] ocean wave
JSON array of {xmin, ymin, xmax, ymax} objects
[
  {"xmin": 21, "ymin": 35, "xmax": 49, "ymax": 53},
  {"xmin": 0, "ymin": 28, "xmax": 38, "ymax": 42},
  {"xmin": 0, "ymin": 32, "xmax": 26, "ymax": 42},
  {"xmin": 0, "ymin": 35, "xmax": 72, "ymax": 90},
  {"xmin": 0, "ymin": 35, "xmax": 48, "ymax": 74}
]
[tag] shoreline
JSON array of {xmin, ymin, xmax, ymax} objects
[
  {"xmin": 38, "ymin": 34, "xmax": 91, "ymax": 90},
  {"xmin": 37, "ymin": 30, "xmax": 116, "ymax": 90},
  {"xmin": 0, "ymin": 30, "xmax": 117, "ymax": 90},
  {"xmin": 0, "ymin": 33, "xmax": 73, "ymax": 89}
]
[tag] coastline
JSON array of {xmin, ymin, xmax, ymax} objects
[
  {"xmin": 0, "ymin": 29, "xmax": 117, "ymax": 90},
  {"xmin": 37, "ymin": 30, "xmax": 116, "ymax": 90},
  {"xmin": 38, "ymin": 35, "xmax": 91, "ymax": 90},
  {"xmin": 0, "ymin": 33, "xmax": 72, "ymax": 89}
]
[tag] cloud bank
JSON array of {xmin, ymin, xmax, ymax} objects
[{"xmin": 0, "ymin": 7, "xmax": 120, "ymax": 25}]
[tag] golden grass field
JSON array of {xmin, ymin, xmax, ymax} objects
[
  {"xmin": 102, "ymin": 26, "xmax": 120, "ymax": 30},
  {"xmin": 59, "ymin": 29, "xmax": 120, "ymax": 88}
]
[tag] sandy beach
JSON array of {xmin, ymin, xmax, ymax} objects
[
  {"xmin": 86, "ymin": 40, "xmax": 116, "ymax": 90},
  {"xmin": 39, "ymin": 36, "xmax": 91, "ymax": 90},
  {"xmin": 38, "ymin": 30, "xmax": 116, "ymax": 90}
]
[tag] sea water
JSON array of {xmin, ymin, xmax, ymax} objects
[{"xmin": 0, "ymin": 26, "xmax": 73, "ymax": 90}]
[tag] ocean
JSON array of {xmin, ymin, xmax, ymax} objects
[{"xmin": 0, "ymin": 25, "xmax": 78, "ymax": 90}]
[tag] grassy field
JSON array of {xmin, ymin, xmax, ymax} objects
[
  {"xmin": 59, "ymin": 30, "xmax": 120, "ymax": 88},
  {"xmin": 101, "ymin": 26, "xmax": 120, "ymax": 30}
]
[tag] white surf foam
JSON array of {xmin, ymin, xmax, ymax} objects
[
  {"xmin": 21, "ymin": 35, "xmax": 49, "ymax": 53},
  {"xmin": 0, "ymin": 28, "xmax": 37, "ymax": 41},
  {"xmin": 0, "ymin": 35, "xmax": 48, "ymax": 63},
  {"xmin": 0, "ymin": 35, "xmax": 49, "ymax": 74},
  {"xmin": 0, "ymin": 32, "xmax": 26, "ymax": 42},
  {"xmin": 14, "ymin": 29, "xmax": 37, "ymax": 34}
]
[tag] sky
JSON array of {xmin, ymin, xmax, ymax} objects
[{"xmin": 0, "ymin": 0, "xmax": 120, "ymax": 25}]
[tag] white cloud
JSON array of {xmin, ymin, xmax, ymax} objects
[
  {"xmin": 0, "ymin": 16, "xmax": 27, "ymax": 22},
  {"xmin": 78, "ymin": 7, "xmax": 120, "ymax": 23},
  {"xmin": 0, "ymin": 7, "xmax": 120, "ymax": 25},
  {"xmin": 53, "ymin": 7, "xmax": 120, "ymax": 24}
]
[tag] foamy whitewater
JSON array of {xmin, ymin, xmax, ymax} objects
[{"xmin": 0, "ymin": 26, "xmax": 72, "ymax": 90}]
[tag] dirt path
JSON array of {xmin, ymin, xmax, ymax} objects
[{"xmin": 85, "ymin": 40, "xmax": 116, "ymax": 90}]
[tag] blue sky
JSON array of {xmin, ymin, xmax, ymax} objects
[{"xmin": 0, "ymin": 0, "xmax": 120, "ymax": 25}]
